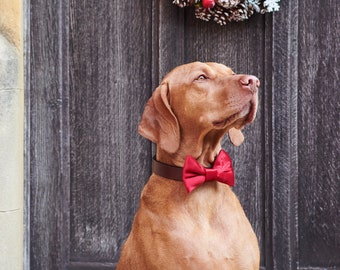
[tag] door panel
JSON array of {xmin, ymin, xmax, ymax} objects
[
  {"xmin": 297, "ymin": 0, "xmax": 340, "ymax": 267},
  {"xmin": 69, "ymin": 0, "xmax": 152, "ymax": 263},
  {"xmin": 26, "ymin": 0, "xmax": 339, "ymax": 269}
]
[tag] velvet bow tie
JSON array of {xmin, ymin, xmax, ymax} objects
[{"xmin": 182, "ymin": 150, "xmax": 235, "ymax": 193}]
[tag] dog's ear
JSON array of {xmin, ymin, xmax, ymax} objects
[
  {"xmin": 138, "ymin": 83, "xmax": 180, "ymax": 153},
  {"xmin": 228, "ymin": 127, "xmax": 244, "ymax": 146}
]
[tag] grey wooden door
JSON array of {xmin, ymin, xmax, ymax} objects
[{"xmin": 25, "ymin": 0, "xmax": 339, "ymax": 269}]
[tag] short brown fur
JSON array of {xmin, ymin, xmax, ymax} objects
[{"xmin": 117, "ymin": 62, "xmax": 260, "ymax": 270}]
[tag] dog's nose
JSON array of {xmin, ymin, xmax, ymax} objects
[{"xmin": 239, "ymin": 75, "xmax": 260, "ymax": 93}]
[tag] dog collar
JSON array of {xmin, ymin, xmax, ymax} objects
[
  {"xmin": 152, "ymin": 150, "xmax": 235, "ymax": 193},
  {"xmin": 152, "ymin": 157, "xmax": 183, "ymax": 181}
]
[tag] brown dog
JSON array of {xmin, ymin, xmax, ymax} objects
[{"xmin": 117, "ymin": 62, "xmax": 260, "ymax": 269}]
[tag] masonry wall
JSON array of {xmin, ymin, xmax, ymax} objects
[{"xmin": 0, "ymin": 0, "xmax": 23, "ymax": 269}]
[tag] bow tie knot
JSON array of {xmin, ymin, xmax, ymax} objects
[{"xmin": 182, "ymin": 150, "xmax": 235, "ymax": 193}]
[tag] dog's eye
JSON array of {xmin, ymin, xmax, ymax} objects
[{"xmin": 197, "ymin": 75, "xmax": 207, "ymax": 80}]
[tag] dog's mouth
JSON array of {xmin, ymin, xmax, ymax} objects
[
  {"xmin": 213, "ymin": 95, "xmax": 258, "ymax": 129},
  {"xmin": 244, "ymin": 94, "xmax": 258, "ymax": 124}
]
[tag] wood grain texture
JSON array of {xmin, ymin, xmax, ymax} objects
[
  {"xmin": 297, "ymin": 0, "xmax": 340, "ymax": 267},
  {"xmin": 28, "ymin": 1, "xmax": 69, "ymax": 269},
  {"xmin": 25, "ymin": 0, "xmax": 340, "ymax": 269},
  {"xmin": 264, "ymin": 0, "xmax": 300, "ymax": 269},
  {"xmin": 69, "ymin": 0, "xmax": 153, "ymax": 264}
]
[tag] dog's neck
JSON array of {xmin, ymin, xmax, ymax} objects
[{"xmin": 156, "ymin": 129, "xmax": 226, "ymax": 168}]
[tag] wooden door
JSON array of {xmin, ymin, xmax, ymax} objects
[{"xmin": 25, "ymin": 0, "xmax": 339, "ymax": 269}]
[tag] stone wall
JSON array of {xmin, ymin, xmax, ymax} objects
[{"xmin": 0, "ymin": 0, "xmax": 23, "ymax": 269}]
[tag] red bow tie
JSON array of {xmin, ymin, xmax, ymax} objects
[{"xmin": 182, "ymin": 150, "xmax": 235, "ymax": 193}]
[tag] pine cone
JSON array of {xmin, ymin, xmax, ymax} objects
[
  {"xmin": 173, "ymin": 0, "xmax": 280, "ymax": 24},
  {"xmin": 195, "ymin": 1, "xmax": 258, "ymax": 25},
  {"xmin": 217, "ymin": 0, "xmax": 242, "ymax": 8},
  {"xmin": 195, "ymin": 6, "xmax": 214, "ymax": 21},
  {"xmin": 172, "ymin": 0, "xmax": 191, "ymax": 8}
]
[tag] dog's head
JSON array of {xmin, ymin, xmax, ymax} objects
[{"xmin": 138, "ymin": 62, "xmax": 259, "ymax": 154}]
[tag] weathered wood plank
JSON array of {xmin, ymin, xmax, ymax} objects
[
  {"xmin": 297, "ymin": 0, "xmax": 340, "ymax": 267},
  {"xmin": 69, "ymin": 0, "xmax": 153, "ymax": 263},
  {"xmin": 68, "ymin": 261, "xmax": 116, "ymax": 270},
  {"xmin": 26, "ymin": 0, "xmax": 340, "ymax": 269},
  {"xmin": 263, "ymin": 0, "xmax": 299, "ymax": 269},
  {"xmin": 157, "ymin": 0, "xmax": 186, "ymax": 79},
  {"xmin": 28, "ymin": 0, "xmax": 70, "ymax": 269}
]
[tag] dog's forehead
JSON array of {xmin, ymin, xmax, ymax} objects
[{"xmin": 163, "ymin": 62, "xmax": 233, "ymax": 81}]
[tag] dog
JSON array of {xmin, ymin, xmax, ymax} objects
[{"xmin": 117, "ymin": 62, "xmax": 260, "ymax": 269}]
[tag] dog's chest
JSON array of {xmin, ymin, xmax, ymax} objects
[
  {"xmin": 129, "ymin": 180, "xmax": 260, "ymax": 269},
  {"xmin": 142, "ymin": 183, "xmax": 252, "ymax": 252},
  {"xmin": 142, "ymin": 206, "xmax": 257, "ymax": 269}
]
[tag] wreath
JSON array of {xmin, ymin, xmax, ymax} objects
[{"xmin": 172, "ymin": 0, "xmax": 280, "ymax": 25}]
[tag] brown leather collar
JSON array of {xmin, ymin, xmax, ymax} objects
[{"xmin": 152, "ymin": 157, "xmax": 183, "ymax": 181}]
